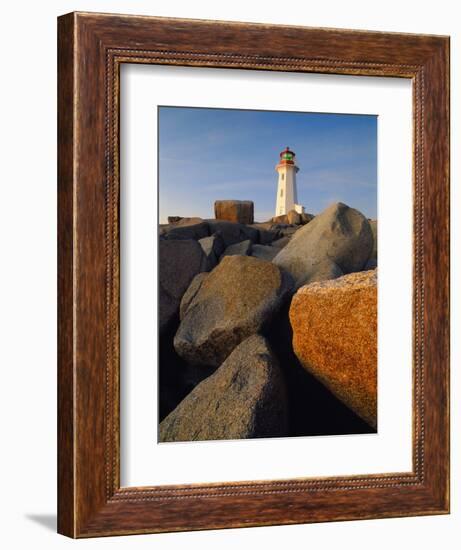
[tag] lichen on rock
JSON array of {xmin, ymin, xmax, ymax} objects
[
  {"xmin": 175, "ymin": 255, "xmax": 293, "ymax": 367},
  {"xmin": 289, "ymin": 269, "xmax": 377, "ymax": 428},
  {"xmin": 159, "ymin": 335, "xmax": 288, "ymax": 442},
  {"xmin": 273, "ymin": 202, "xmax": 373, "ymax": 288}
]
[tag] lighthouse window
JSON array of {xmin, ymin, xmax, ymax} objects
[
  {"xmin": 281, "ymin": 173, "xmax": 284, "ymax": 180},
  {"xmin": 280, "ymin": 189, "xmax": 284, "ymax": 197}
]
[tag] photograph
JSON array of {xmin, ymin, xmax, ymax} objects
[{"xmin": 158, "ymin": 106, "xmax": 378, "ymax": 442}]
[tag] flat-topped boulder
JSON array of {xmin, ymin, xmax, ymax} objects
[
  {"xmin": 214, "ymin": 200, "xmax": 254, "ymax": 224},
  {"xmin": 174, "ymin": 255, "xmax": 293, "ymax": 367},
  {"xmin": 289, "ymin": 269, "xmax": 377, "ymax": 428},
  {"xmin": 273, "ymin": 202, "xmax": 373, "ymax": 288},
  {"xmin": 160, "ymin": 335, "xmax": 288, "ymax": 442}
]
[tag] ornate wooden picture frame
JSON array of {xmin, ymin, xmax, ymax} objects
[{"xmin": 57, "ymin": 12, "xmax": 450, "ymax": 538}]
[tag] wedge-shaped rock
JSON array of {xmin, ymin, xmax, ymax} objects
[
  {"xmin": 251, "ymin": 244, "xmax": 279, "ymax": 261},
  {"xmin": 160, "ymin": 335, "xmax": 288, "ymax": 442},
  {"xmin": 271, "ymin": 236, "xmax": 291, "ymax": 249},
  {"xmin": 199, "ymin": 233, "xmax": 225, "ymax": 270},
  {"xmin": 179, "ymin": 272, "xmax": 209, "ymax": 321},
  {"xmin": 175, "ymin": 255, "xmax": 293, "ymax": 367},
  {"xmin": 221, "ymin": 239, "xmax": 252, "ymax": 258},
  {"xmin": 289, "ymin": 269, "xmax": 377, "ymax": 428},
  {"xmin": 273, "ymin": 202, "xmax": 373, "ymax": 288}
]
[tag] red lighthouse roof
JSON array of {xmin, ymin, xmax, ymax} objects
[
  {"xmin": 278, "ymin": 147, "xmax": 296, "ymax": 166},
  {"xmin": 280, "ymin": 146, "xmax": 295, "ymax": 158}
]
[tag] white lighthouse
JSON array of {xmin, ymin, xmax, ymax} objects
[{"xmin": 275, "ymin": 147, "xmax": 304, "ymax": 216}]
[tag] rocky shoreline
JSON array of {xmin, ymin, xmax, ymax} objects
[{"xmin": 159, "ymin": 200, "xmax": 378, "ymax": 442}]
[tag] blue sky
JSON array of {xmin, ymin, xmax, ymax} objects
[{"xmin": 158, "ymin": 107, "xmax": 377, "ymax": 223}]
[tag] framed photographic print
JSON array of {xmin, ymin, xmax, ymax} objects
[{"xmin": 57, "ymin": 12, "xmax": 450, "ymax": 537}]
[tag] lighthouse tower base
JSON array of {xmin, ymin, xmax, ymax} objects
[{"xmin": 294, "ymin": 204, "xmax": 305, "ymax": 214}]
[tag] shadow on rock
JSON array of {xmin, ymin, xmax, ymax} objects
[
  {"xmin": 159, "ymin": 316, "xmax": 214, "ymax": 422},
  {"xmin": 266, "ymin": 298, "xmax": 375, "ymax": 437}
]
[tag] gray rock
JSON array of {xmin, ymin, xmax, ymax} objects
[
  {"xmin": 221, "ymin": 239, "xmax": 252, "ymax": 258},
  {"xmin": 214, "ymin": 200, "xmax": 254, "ymax": 224},
  {"xmin": 179, "ymin": 272, "xmax": 209, "ymax": 320},
  {"xmin": 159, "ymin": 291, "xmax": 178, "ymax": 335},
  {"xmin": 158, "ymin": 224, "xmax": 169, "ymax": 236},
  {"xmin": 287, "ymin": 209, "xmax": 302, "ymax": 225},
  {"xmin": 159, "ymin": 240, "xmax": 207, "ymax": 333},
  {"xmin": 259, "ymin": 229, "xmax": 279, "ymax": 244},
  {"xmin": 159, "ymin": 332, "xmax": 215, "ymax": 422},
  {"xmin": 271, "ymin": 236, "xmax": 291, "ymax": 249},
  {"xmin": 251, "ymin": 244, "xmax": 279, "ymax": 261},
  {"xmin": 248, "ymin": 223, "xmax": 280, "ymax": 245},
  {"xmin": 277, "ymin": 225, "xmax": 300, "ymax": 238},
  {"xmin": 300, "ymin": 212, "xmax": 315, "ymax": 224},
  {"xmin": 368, "ymin": 220, "xmax": 377, "ymax": 265},
  {"xmin": 168, "ymin": 216, "xmax": 183, "ymax": 224},
  {"xmin": 299, "ymin": 259, "xmax": 344, "ymax": 286},
  {"xmin": 364, "ymin": 258, "xmax": 377, "ymax": 270},
  {"xmin": 161, "ymin": 219, "xmax": 209, "ymax": 241},
  {"xmin": 160, "ymin": 335, "xmax": 288, "ymax": 442},
  {"xmin": 175, "ymin": 255, "xmax": 293, "ymax": 367},
  {"xmin": 273, "ymin": 202, "xmax": 373, "ymax": 288},
  {"xmin": 206, "ymin": 220, "xmax": 259, "ymax": 247},
  {"xmin": 198, "ymin": 233, "xmax": 225, "ymax": 270},
  {"xmin": 174, "ymin": 217, "xmax": 204, "ymax": 226}
]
